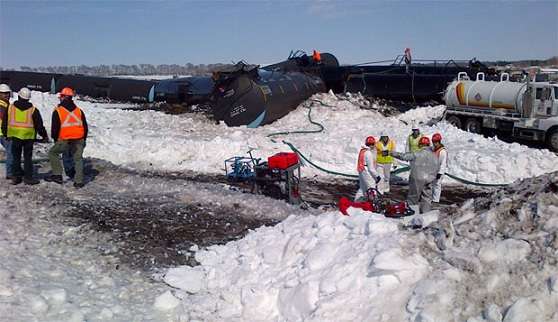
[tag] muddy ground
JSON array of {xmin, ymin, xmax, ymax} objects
[{"xmin": 2, "ymin": 156, "xmax": 489, "ymax": 273}]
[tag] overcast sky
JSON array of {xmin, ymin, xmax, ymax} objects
[{"xmin": 1, "ymin": 0, "xmax": 557, "ymax": 68}]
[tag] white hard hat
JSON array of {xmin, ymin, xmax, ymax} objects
[
  {"xmin": 18, "ymin": 87, "xmax": 31, "ymax": 100},
  {"xmin": 0, "ymin": 84, "xmax": 11, "ymax": 93}
]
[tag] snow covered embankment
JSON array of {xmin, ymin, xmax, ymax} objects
[
  {"xmin": 27, "ymin": 91, "xmax": 558, "ymax": 185},
  {"xmin": 164, "ymin": 211, "xmax": 430, "ymax": 321},
  {"xmin": 163, "ymin": 172, "xmax": 558, "ymax": 321},
  {"xmin": 407, "ymin": 172, "xmax": 558, "ymax": 322}
]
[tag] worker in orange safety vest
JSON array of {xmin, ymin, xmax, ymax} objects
[
  {"xmin": 45, "ymin": 87, "xmax": 88, "ymax": 188},
  {"xmin": 355, "ymin": 136, "xmax": 381, "ymax": 201},
  {"xmin": 431, "ymin": 133, "xmax": 448, "ymax": 204}
]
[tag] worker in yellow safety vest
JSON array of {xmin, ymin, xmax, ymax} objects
[
  {"xmin": 406, "ymin": 125, "xmax": 422, "ymax": 153},
  {"xmin": 1, "ymin": 87, "xmax": 49, "ymax": 185},
  {"xmin": 46, "ymin": 87, "xmax": 88, "ymax": 188},
  {"xmin": 375, "ymin": 133, "xmax": 395, "ymax": 193},
  {"xmin": 0, "ymin": 84, "xmax": 14, "ymax": 180}
]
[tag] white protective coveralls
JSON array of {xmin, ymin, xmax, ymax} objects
[
  {"xmin": 392, "ymin": 147, "xmax": 439, "ymax": 213},
  {"xmin": 355, "ymin": 146, "xmax": 380, "ymax": 201},
  {"xmin": 432, "ymin": 145, "xmax": 448, "ymax": 203}
]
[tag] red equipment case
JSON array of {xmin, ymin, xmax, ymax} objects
[{"xmin": 268, "ymin": 152, "xmax": 299, "ymax": 170}]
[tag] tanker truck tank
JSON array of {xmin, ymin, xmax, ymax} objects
[
  {"xmin": 211, "ymin": 62, "xmax": 326, "ymax": 127},
  {"xmin": 444, "ymin": 72, "xmax": 528, "ymax": 113},
  {"xmin": 443, "ymin": 72, "xmax": 558, "ymax": 151}
]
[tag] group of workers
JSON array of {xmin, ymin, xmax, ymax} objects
[
  {"xmin": 0, "ymin": 84, "xmax": 88, "ymax": 188},
  {"xmin": 356, "ymin": 126, "xmax": 447, "ymax": 213}
]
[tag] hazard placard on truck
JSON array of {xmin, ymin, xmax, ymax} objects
[{"xmin": 443, "ymin": 72, "xmax": 558, "ymax": 152}]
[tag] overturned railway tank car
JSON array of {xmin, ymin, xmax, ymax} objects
[
  {"xmin": 211, "ymin": 62, "xmax": 327, "ymax": 127},
  {"xmin": 340, "ymin": 57, "xmax": 496, "ymax": 102}
]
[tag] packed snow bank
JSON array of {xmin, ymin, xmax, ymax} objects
[
  {"xmin": 406, "ymin": 172, "xmax": 558, "ymax": 321},
  {"xmin": 0, "ymin": 185, "xmax": 173, "ymax": 322},
  {"xmin": 164, "ymin": 210, "xmax": 430, "ymax": 321},
  {"xmin": 164, "ymin": 172, "xmax": 558, "ymax": 321},
  {"xmin": 25, "ymin": 90, "xmax": 558, "ymax": 185}
]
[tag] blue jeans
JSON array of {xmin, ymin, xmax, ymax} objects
[{"xmin": 0, "ymin": 137, "xmax": 13, "ymax": 177}]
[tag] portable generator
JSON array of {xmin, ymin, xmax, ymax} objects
[
  {"xmin": 253, "ymin": 152, "xmax": 301, "ymax": 205},
  {"xmin": 225, "ymin": 151, "xmax": 302, "ymax": 205}
]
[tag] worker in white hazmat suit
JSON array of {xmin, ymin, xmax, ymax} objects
[
  {"xmin": 431, "ymin": 133, "xmax": 447, "ymax": 203},
  {"xmin": 355, "ymin": 136, "xmax": 381, "ymax": 201},
  {"xmin": 391, "ymin": 136, "xmax": 438, "ymax": 213}
]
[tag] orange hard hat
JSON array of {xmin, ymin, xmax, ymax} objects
[
  {"xmin": 59, "ymin": 87, "xmax": 75, "ymax": 97},
  {"xmin": 419, "ymin": 136, "xmax": 431, "ymax": 146},
  {"xmin": 432, "ymin": 133, "xmax": 442, "ymax": 143},
  {"xmin": 365, "ymin": 136, "xmax": 376, "ymax": 146}
]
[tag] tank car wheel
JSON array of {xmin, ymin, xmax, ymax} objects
[
  {"xmin": 465, "ymin": 118, "xmax": 482, "ymax": 134},
  {"xmin": 446, "ymin": 115, "xmax": 462, "ymax": 129},
  {"xmin": 546, "ymin": 128, "xmax": 558, "ymax": 152}
]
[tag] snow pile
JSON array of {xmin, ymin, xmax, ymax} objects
[
  {"xmin": 0, "ymin": 187, "xmax": 173, "ymax": 322},
  {"xmin": 25, "ymin": 90, "xmax": 558, "ymax": 185},
  {"xmin": 164, "ymin": 211, "xmax": 430, "ymax": 321},
  {"xmin": 406, "ymin": 172, "xmax": 558, "ymax": 321},
  {"xmin": 164, "ymin": 172, "xmax": 558, "ymax": 321}
]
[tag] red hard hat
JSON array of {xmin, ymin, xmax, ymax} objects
[
  {"xmin": 419, "ymin": 136, "xmax": 431, "ymax": 146},
  {"xmin": 365, "ymin": 136, "xmax": 376, "ymax": 146},
  {"xmin": 432, "ymin": 133, "xmax": 442, "ymax": 142},
  {"xmin": 59, "ymin": 87, "xmax": 75, "ymax": 97}
]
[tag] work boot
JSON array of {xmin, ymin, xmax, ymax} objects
[
  {"xmin": 5, "ymin": 175, "xmax": 15, "ymax": 181},
  {"xmin": 24, "ymin": 177, "xmax": 40, "ymax": 185},
  {"xmin": 45, "ymin": 175, "xmax": 63, "ymax": 184},
  {"xmin": 11, "ymin": 177, "xmax": 22, "ymax": 185},
  {"xmin": 73, "ymin": 182, "xmax": 85, "ymax": 189}
]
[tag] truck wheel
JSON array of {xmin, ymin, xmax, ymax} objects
[
  {"xmin": 465, "ymin": 118, "xmax": 482, "ymax": 134},
  {"xmin": 446, "ymin": 115, "xmax": 462, "ymax": 129},
  {"xmin": 546, "ymin": 129, "xmax": 558, "ymax": 152}
]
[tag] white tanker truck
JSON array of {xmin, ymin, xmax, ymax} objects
[{"xmin": 443, "ymin": 72, "xmax": 558, "ymax": 151}]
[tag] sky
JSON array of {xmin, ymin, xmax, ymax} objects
[{"xmin": 0, "ymin": 0, "xmax": 557, "ymax": 68}]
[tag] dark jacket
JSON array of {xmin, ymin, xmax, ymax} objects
[
  {"xmin": 1, "ymin": 99, "xmax": 49, "ymax": 140},
  {"xmin": 51, "ymin": 98, "xmax": 88, "ymax": 141}
]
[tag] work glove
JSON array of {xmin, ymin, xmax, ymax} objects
[
  {"xmin": 382, "ymin": 150, "xmax": 389, "ymax": 157},
  {"xmin": 375, "ymin": 176, "xmax": 381, "ymax": 184},
  {"xmin": 436, "ymin": 173, "xmax": 443, "ymax": 180}
]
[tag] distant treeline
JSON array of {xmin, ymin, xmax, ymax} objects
[
  {"xmin": 1, "ymin": 63, "xmax": 234, "ymax": 76},
  {"xmin": 486, "ymin": 56, "xmax": 558, "ymax": 68},
  {"xmin": 2, "ymin": 56, "xmax": 556, "ymax": 76}
]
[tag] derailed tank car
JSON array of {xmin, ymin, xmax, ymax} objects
[
  {"xmin": 0, "ymin": 70, "xmax": 156, "ymax": 103},
  {"xmin": 0, "ymin": 70, "xmax": 58, "ymax": 93},
  {"xmin": 154, "ymin": 76, "xmax": 214, "ymax": 105},
  {"xmin": 211, "ymin": 62, "xmax": 326, "ymax": 127}
]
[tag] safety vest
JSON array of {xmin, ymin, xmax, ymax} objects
[
  {"xmin": 408, "ymin": 135, "xmax": 421, "ymax": 153},
  {"xmin": 312, "ymin": 50, "xmax": 322, "ymax": 62},
  {"xmin": 0, "ymin": 99, "xmax": 8, "ymax": 136},
  {"xmin": 376, "ymin": 139, "xmax": 395, "ymax": 164},
  {"xmin": 57, "ymin": 106, "xmax": 85, "ymax": 140},
  {"xmin": 357, "ymin": 148, "xmax": 367, "ymax": 173},
  {"xmin": 434, "ymin": 144, "xmax": 446, "ymax": 158},
  {"xmin": 7, "ymin": 104, "xmax": 36, "ymax": 140}
]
